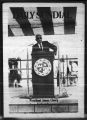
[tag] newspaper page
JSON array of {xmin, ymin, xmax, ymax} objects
[{"xmin": 3, "ymin": 3, "xmax": 85, "ymax": 118}]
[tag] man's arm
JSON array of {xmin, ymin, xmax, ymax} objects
[
  {"xmin": 47, "ymin": 41, "xmax": 57, "ymax": 55},
  {"xmin": 32, "ymin": 45, "xmax": 36, "ymax": 53}
]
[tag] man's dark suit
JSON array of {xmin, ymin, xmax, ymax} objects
[{"xmin": 32, "ymin": 41, "xmax": 57, "ymax": 54}]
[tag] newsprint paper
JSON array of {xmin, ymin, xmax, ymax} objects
[{"xmin": 3, "ymin": 3, "xmax": 85, "ymax": 118}]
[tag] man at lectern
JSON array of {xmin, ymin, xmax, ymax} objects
[{"xmin": 32, "ymin": 34, "xmax": 57, "ymax": 55}]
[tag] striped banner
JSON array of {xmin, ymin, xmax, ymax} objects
[{"xmin": 8, "ymin": 7, "xmax": 77, "ymax": 36}]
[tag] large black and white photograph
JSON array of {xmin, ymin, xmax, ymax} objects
[{"xmin": 3, "ymin": 3, "xmax": 84, "ymax": 118}]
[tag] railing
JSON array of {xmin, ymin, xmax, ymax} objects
[{"xmin": 8, "ymin": 56, "xmax": 78, "ymax": 88}]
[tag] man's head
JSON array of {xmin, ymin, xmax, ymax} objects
[{"xmin": 35, "ymin": 34, "xmax": 42, "ymax": 44}]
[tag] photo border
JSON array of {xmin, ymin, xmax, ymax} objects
[{"xmin": 0, "ymin": 0, "xmax": 87, "ymax": 119}]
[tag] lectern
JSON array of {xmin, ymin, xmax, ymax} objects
[{"xmin": 31, "ymin": 51, "xmax": 54, "ymax": 98}]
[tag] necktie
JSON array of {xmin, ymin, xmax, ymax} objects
[{"xmin": 40, "ymin": 43, "xmax": 43, "ymax": 50}]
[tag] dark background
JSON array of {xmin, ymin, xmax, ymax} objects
[{"xmin": 0, "ymin": 0, "xmax": 87, "ymax": 119}]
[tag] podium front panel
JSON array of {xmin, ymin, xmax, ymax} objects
[{"xmin": 32, "ymin": 52, "xmax": 54, "ymax": 98}]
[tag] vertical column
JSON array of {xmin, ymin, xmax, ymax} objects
[
  {"xmin": 26, "ymin": 48, "xmax": 29, "ymax": 95},
  {"xmin": 66, "ymin": 55, "xmax": 69, "ymax": 86}
]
